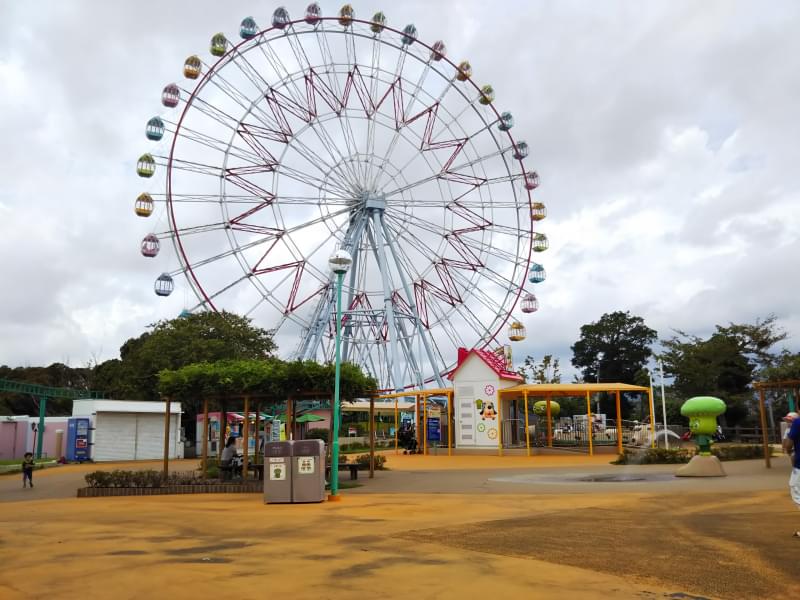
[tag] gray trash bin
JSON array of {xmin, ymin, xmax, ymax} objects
[
  {"xmin": 264, "ymin": 441, "xmax": 293, "ymax": 504},
  {"xmin": 291, "ymin": 439, "xmax": 326, "ymax": 503}
]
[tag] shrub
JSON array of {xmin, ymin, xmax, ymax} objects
[
  {"xmin": 612, "ymin": 447, "xmax": 691, "ymax": 465},
  {"xmin": 353, "ymin": 454, "xmax": 387, "ymax": 470},
  {"xmin": 305, "ymin": 428, "xmax": 330, "ymax": 442},
  {"xmin": 85, "ymin": 471, "xmax": 112, "ymax": 488},
  {"xmin": 711, "ymin": 444, "xmax": 764, "ymax": 461}
]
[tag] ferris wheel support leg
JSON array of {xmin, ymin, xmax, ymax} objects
[
  {"xmin": 371, "ymin": 210, "xmax": 404, "ymax": 391},
  {"xmin": 341, "ymin": 215, "xmax": 368, "ymax": 363},
  {"xmin": 381, "ymin": 214, "xmax": 446, "ymax": 389}
]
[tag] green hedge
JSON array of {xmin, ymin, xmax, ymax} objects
[
  {"xmin": 353, "ymin": 454, "xmax": 387, "ymax": 470},
  {"xmin": 84, "ymin": 469, "xmax": 201, "ymax": 488},
  {"xmin": 613, "ymin": 444, "xmax": 766, "ymax": 465}
]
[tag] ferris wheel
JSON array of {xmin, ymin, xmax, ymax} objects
[{"xmin": 135, "ymin": 4, "xmax": 548, "ymax": 391}]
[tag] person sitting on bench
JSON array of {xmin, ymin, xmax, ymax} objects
[{"xmin": 220, "ymin": 436, "xmax": 241, "ymax": 479}]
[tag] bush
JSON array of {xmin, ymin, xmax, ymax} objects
[
  {"xmin": 711, "ymin": 444, "xmax": 764, "ymax": 461},
  {"xmin": 612, "ymin": 447, "xmax": 692, "ymax": 465},
  {"xmin": 353, "ymin": 454, "xmax": 387, "ymax": 470},
  {"xmin": 305, "ymin": 428, "xmax": 330, "ymax": 442},
  {"xmin": 83, "ymin": 469, "xmax": 200, "ymax": 488}
]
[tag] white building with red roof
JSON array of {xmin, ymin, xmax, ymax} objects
[{"xmin": 448, "ymin": 347, "xmax": 524, "ymax": 447}]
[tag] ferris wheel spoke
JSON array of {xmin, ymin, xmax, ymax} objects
[
  {"xmin": 158, "ymin": 221, "xmax": 227, "ymax": 238},
  {"xmin": 181, "ymin": 233, "xmax": 281, "ymax": 272}
]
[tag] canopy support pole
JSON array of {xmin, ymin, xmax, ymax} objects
[
  {"xmin": 524, "ymin": 391, "xmax": 530, "ymax": 457},
  {"xmin": 586, "ymin": 391, "xmax": 593, "ymax": 457},
  {"xmin": 615, "ymin": 390, "xmax": 623, "ymax": 455}
]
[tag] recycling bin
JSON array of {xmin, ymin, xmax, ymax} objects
[
  {"xmin": 263, "ymin": 441, "xmax": 293, "ymax": 504},
  {"xmin": 291, "ymin": 439, "xmax": 326, "ymax": 503}
]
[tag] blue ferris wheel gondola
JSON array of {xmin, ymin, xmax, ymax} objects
[{"xmin": 528, "ymin": 263, "xmax": 546, "ymax": 284}]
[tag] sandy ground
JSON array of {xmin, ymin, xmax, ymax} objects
[{"xmin": 0, "ymin": 453, "xmax": 797, "ymax": 600}]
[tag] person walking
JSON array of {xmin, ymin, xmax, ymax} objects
[
  {"xmin": 22, "ymin": 452, "xmax": 35, "ymax": 488},
  {"xmin": 783, "ymin": 412, "xmax": 800, "ymax": 537}
]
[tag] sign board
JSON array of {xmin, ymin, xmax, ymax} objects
[
  {"xmin": 427, "ymin": 417, "xmax": 440, "ymax": 442},
  {"xmin": 297, "ymin": 457, "xmax": 315, "ymax": 474},
  {"xmin": 271, "ymin": 419, "xmax": 281, "ymax": 442},
  {"xmin": 269, "ymin": 458, "xmax": 286, "ymax": 480}
]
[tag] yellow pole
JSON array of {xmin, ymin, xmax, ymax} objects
[
  {"xmin": 545, "ymin": 395, "xmax": 552, "ymax": 448},
  {"xmin": 497, "ymin": 393, "xmax": 503, "ymax": 456},
  {"xmin": 647, "ymin": 389, "xmax": 656, "ymax": 448},
  {"xmin": 758, "ymin": 387, "xmax": 771, "ymax": 468},
  {"xmin": 615, "ymin": 390, "xmax": 622, "ymax": 455},
  {"xmin": 423, "ymin": 395, "xmax": 428, "ymax": 456},
  {"xmin": 447, "ymin": 390, "xmax": 452, "ymax": 457},
  {"xmin": 524, "ymin": 391, "xmax": 530, "ymax": 457},
  {"xmin": 242, "ymin": 395, "xmax": 250, "ymax": 481},
  {"xmin": 394, "ymin": 398, "xmax": 398, "ymax": 455},
  {"xmin": 585, "ymin": 390, "xmax": 593, "ymax": 457}
]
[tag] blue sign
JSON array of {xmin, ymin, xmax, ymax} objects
[{"xmin": 426, "ymin": 417, "xmax": 440, "ymax": 442}]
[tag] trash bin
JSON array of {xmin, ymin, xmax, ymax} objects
[
  {"xmin": 291, "ymin": 439, "xmax": 326, "ymax": 503},
  {"xmin": 263, "ymin": 441, "xmax": 293, "ymax": 504}
]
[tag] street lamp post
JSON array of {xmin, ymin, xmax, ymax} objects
[{"xmin": 328, "ymin": 249, "xmax": 352, "ymax": 500}]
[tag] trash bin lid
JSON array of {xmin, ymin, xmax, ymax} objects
[
  {"xmin": 264, "ymin": 441, "xmax": 292, "ymax": 457},
  {"xmin": 293, "ymin": 439, "xmax": 324, "ymax": 456}
]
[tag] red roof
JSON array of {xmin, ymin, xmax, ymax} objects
[{"xmin": 447, "ymin": 347, "xmax": 524, "ymax": 381}]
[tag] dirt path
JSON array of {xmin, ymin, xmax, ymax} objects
[{"xmin": 0, "ymin": 455, "xmax": 795, "ymax": 599}]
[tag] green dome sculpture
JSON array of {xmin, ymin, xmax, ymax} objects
[{"xmin": 533, "ymin": 400, "xmax": 560, "ymax": 418}]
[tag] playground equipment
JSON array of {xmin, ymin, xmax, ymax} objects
[
  {"xmin": 676, "ymin": 396, "xmax": 727, "ymax": 477},
  {"xmin": 135, "ymin": 4, "xmax": 548, "ymax": 391}
]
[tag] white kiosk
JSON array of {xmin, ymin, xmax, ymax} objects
[{"xmin": 449, "ymin": 348, "xmax": 523, "ymax": 448}]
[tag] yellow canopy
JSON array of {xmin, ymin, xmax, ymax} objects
[{"xmin": 498, "ymin": 383, "xmax": 649, "ymax": 399}]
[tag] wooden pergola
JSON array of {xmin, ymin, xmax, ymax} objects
[
  {"xmin": 753, "ymin": 379, "xmax": 800, "ymax": 468},
  {"xmin": 497, "ymin": 383, "xmax": 653, "ymax": 456},
  {"xmin": 160, "ymin": 391, "xmax": 332, "ymax": 482}
]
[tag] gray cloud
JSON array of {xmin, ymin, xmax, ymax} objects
[{"xmin": 0, "ymin": 0, "xmax": 798, "ymax": 381}]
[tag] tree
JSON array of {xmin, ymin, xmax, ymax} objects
[
  {"xmin": 660, "ymin": 332, "xmax": 753, "ymax": 426},
  {"xmin": 519, "ymin": 354, "xmax": 561, "ymax": 383},
  {"xmin": 571, "ymin": 311, "xmax": 658, "ymax": 384},
  {"xmin": 90, "ymin": 311, "xmax": 276, "ymax": 403},
  {"xmin": 660, "ymin": 317, "xmax": 789, "ymax": 426}
]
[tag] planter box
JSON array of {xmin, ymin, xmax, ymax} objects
[{"xmin": 77, "ymin": 481, "xmax": 263, "ymax": 498}]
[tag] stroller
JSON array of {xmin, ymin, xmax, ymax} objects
[{"xmin": 398, "ymin": 424, "xmax": 419, "ymax": 454}]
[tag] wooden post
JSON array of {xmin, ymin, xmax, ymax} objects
[
  {"xmin": 394, "ymin": 398, "xmax": 399, "ymax": 454},
  {"xmin": 201, "ymin": 397, "xmax": 209, "ymax": 480},
  {"xmin": 524, "ymin": 391, "xmax": 531, "ymax": 457},
  {"xmin": 758, "ymin": 387, "xmax": 771, "ymax": 468},
  {"xmin": 254, "ymin": 401, "xmax": 260, "ymax": 466},
  {"xmin": 585, "ymin": 391, "xmax": 593, "ymax": 456},
  {"xmin": 369, "ymin": 395, "xmax": 375, "ymax": 478},
  {"xmin": 447, "ymin": 390, "xmax": 452, "ymax": 457},
  {"xmin": 162, "ymin": 396, "xmax": 172, "ymax": 481},
  {"xmin": 545, "ymin": 396, "xmax": 553, "ymax": 448},
  {"xmin": 615, "ymin": 389, "xmax": 623, "ymax": 455},
  {"xmin": 287, "ymin": 395, "xmax": 294, "ymax": 441},
  {"xmin": 242, "ymin": 395, "xmax": 250, "ymax": 481}
]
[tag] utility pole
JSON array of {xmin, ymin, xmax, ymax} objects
[{"xmin": 659, "ymin": 359, "xmax": 668, "ymax": 450}]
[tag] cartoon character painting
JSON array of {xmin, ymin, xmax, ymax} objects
[{"xmin": 479, "ymin": 401, "xmax": 497, "ymax": 420}]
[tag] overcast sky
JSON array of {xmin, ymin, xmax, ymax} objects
[{"xmin": 1, "ymin": 1, "xmax": 798, "ymax": 381}]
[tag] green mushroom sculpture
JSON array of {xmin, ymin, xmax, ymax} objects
[
  {"xmin": 680, "ymin": 396, "xmax": 726, "ymax": 455},
  {"xmin": 533, "ymin": 400, "xmax": 560, "ymax": 418}
]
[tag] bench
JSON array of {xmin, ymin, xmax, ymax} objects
[{"xmin": 325, "ymin": 463, "xmax": 359, "ymax": 480}]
